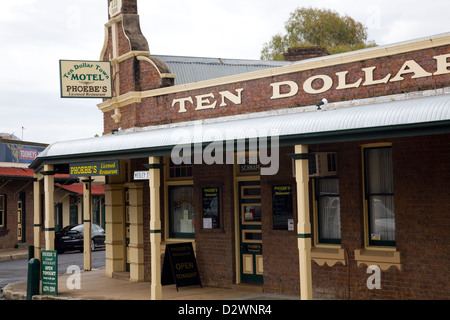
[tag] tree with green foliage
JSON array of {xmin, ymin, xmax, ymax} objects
[{"xmin": 261, "ymin": 7, "xmax": 376, "ymax": 60}]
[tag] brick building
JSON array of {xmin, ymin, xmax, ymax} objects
[
  {"xmin": 0, "ymin": 137, "xmax": 105, "ymax": 250},
  {"xmin": 0, "ymin": 138, "xmax": 47, "ymax": 250},
  {"xmin": 30, "ymin": 0, "xmax": 449, "ymax": 299}
]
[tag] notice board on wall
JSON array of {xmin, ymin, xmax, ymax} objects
[
  {"xmin": 202, "ymin": 187, "xmax": 220, "ymax": 229},
  {"xmin": 161, "ymin": 242, "xmax": 202, "ymax": 291},
  {"xmin": 272, "ymin": 185, "xmax": 294, "ymax": 231}
]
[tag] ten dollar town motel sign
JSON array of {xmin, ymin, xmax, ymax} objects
[{"xmin": 60, "ymin": 60, "xmax": 112, "ymax": 98}]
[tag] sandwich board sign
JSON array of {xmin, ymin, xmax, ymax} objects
[
  {"xmin": 161, "ymin": 242, "xmax": 202, "ymax": 291},
  {"xmin": 41, "ymin": 250, "xmax": 58, "ymax": 295}
]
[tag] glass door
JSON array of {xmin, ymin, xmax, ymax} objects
[{"xmin": 239, "ymin": 181, "xmax": 263, "ymax": 283}]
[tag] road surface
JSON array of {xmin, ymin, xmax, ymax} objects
[{"xmin": 0, "ymin": 249, "xmax": 105, "ymax": 294}]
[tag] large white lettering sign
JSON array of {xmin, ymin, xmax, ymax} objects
[{"xmin": 171, "ymin": 53, "xmax": 450, "ymax": 113}]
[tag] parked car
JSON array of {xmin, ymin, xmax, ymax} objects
[{"xmin": 55, "ymin": 224, "xmax": 105, "ymax": 253}]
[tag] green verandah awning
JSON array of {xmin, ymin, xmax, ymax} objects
[{"xmin": 30, "ymin": 92, "xmax": 450, "ymax": 172}]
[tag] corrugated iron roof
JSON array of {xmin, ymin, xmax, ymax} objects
[
  {"xmin": 0, "ymin": 167, "xmax": 34, "ymax": 178},
  {"xmin": 31, "ymin": 93, "xmax": 450, "ymax": 168},
  {"xmin": 153, "ymin": 55, "xmax": 290, "ymax": 85},
  {"xmin": 55, "ymin": 183, "xmax": 105, "ymax": 195},
  {"xmin": 0, "ymin": 167, "xmax": 70, "ymax": 179}
]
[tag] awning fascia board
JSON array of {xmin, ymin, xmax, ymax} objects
[
  {"xmin": 280, "ymin": 119, "xmax": 450, "ymax": 146},
  {"xmin": 30, "ymin": 119, "xmax": 450, "ymax": 172}
]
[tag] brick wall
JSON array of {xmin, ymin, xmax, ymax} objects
[
  {"xmin": 283, "ymin": 46, "xmax": 330, "ymax": 62},
  {"xmin": 391, "ymin": 134, "xmax": 450, "ymax": 299},
  {"xmin": 0, "ymin": 181, "xmax": 34, "ymax": 249},
  {"xmin": 260, "ymin": 148, "xmax": 299, "ymax": 295},
  {"xmin": 308, "ymin": 134, "xmax": 450, "ymax": 299},
  {"xmin": 193, "ymin": 163, "xmax": 236, "ymax": 288},
  {"xmin": 103, "ymin": 45, "xmax": 450, "ymax": 134},
  {"xmin": 130, "ymin": 157, "xmax": 165, "ymax": 282},
  {"xmin": 135, "ymin": 134, "xmax": 450, "ymax": 299}
]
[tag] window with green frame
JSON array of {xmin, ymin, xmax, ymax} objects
[
  {"xmin": 315, "ymin": 177, "xmax": 341, "ymax": 244},
  {"xmin": 0, "ymin": 195, "xmax": 5, "ymax": 228},
  {"xmin": 168, "ymin": 185, "xmax": 195, "ymax": 239},
  {"xmin": 364, "ymin": 146, "xmax": 396, "ymax": 246}
]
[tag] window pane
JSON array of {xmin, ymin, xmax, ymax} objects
[
  {"xmin": 369, "ymin": 195, "xmax": 395, "ymax": 242},
  {"xmin": 243, "ymin": 186, "xmax": 261, "ymax": 198},
  {"xmin": 169, "ymin": 157, "xmax": 193, "ymax": 178},
  {"xmin": 318, "ymin": 196, "xmax": 341, "ymax": 240},
  {"xmin": 366, "ymin": 148, "xmax": 393, "ymax": 194},
  {"xmin": 365, "ymin": 147, "xmax": 396, "ymax": 246},
  {"xmin": 243, "ymin": 205, "xmax": 261, "ymax": 222},
  {"xmin": 243, "ymin": 231, "xmax": 262, "ymax": 242},
  {"xmin": 317, "ymin": 178, "xmax": 341, "ymax": 243},
  {"xmin": 317, "ymin": 178, "xmax": 339, "ymax": 195},
  {"xmin": 169, "ymin": 186, "xmax": 194, "ymax": 238}
]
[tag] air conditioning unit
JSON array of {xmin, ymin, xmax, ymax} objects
[{"xmin": 309, "ymin": 152, "xmax": 337, "ymax": 177}]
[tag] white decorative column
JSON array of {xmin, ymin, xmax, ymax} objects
[
  {"xmin": 126, "ymin": 182, "xmax": 144, "ymax": 282},
  {"xmin": 33, "ymin": 173, "xmax": 42, "ymax": 259},
  {"xmin": 145, "ymin": 157, "xmax": 162, "ymax": 300},
  {"xmin": 293, "ymin": 145, "xmax": 313, "ymax": 300},
  {"xmin": 82, "ymin": 178, "xmax": 93, "ymax": 271},
  {"xmin": 43, "ymin": 165, "xmax": 55, "ymax": 251},
  {"xmin": 104, "ymin": 184, "xmax": 126, "ymax": 277}
]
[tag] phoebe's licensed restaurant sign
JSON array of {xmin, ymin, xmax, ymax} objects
[
  {"xmin": 69, "ymin": 160, "xmax": 119, "ymax": 177},
  {"xmin": 60, "ymin": 60, "xmax": 112, "ymax": 98}
]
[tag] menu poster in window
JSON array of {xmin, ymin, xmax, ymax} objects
[
  {"xmin": 272, "ymin": 185, "xmax": 294, "ymax": 230},
  {"xmin": 202, "ymin": 187, "xmax": 220, "ymax": 229}
]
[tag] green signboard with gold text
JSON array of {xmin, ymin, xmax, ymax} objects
[
  {"xmin": 69, "ymin": 160, "xmax": 119, "ymax": 177},
  {"xmin": 41, "ymin": 250, "xmax": 58, "ymax": 295}
]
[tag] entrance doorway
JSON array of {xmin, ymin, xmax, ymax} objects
[
  {"xmin": 238, "ymin": 181, "xmax": 263, "ymax": 283},
  {"xmin": 17, "ymin": 193, "xmax": 25, "ymax": 243},
  {"xmin": 55, "ymin": 203, "xmax": 63, "ymax": 232}
]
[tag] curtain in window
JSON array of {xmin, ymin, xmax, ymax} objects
[
  {"xmin": 365, "ymin": 148, "xmax": 395, "ymax": 243},
  {"xmin": 169, "ymin": 186, "xmax": 194, "ymax": 237},
  {"xmin": 317, "ymin": 179, "xmax": 341, "ymax": 241}
]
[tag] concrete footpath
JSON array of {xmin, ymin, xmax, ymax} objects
[
  {"xmin": 1, "ymin": 248, "xmax": 299, "ymax": 301},
  {"xmin": 0, "ymin": 248, "xmax": 29, "ymax": 262}
]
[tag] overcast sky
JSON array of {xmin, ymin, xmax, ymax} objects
[{"xmin": 1, "ymin": 0, "xmax": 449, "ymax": 144}]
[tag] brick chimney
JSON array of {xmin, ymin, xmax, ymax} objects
[
  {"xmin": 108, "ymin": 0, "xmax": 138, "ymax": 19},
  {"xmin": 283, "ymin": 46, "xmax": 330, "ymax": 62},
  {"xmin": 100, "ymin": 0, "xmax": 174, "ymax": 131}
]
